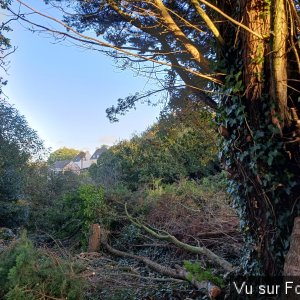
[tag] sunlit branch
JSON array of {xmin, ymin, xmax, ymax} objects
[
  {"xmin": 197, "ymin": 0, "xmax": 264, "ymax": 39},
  {"xmin": 14, "ymin": 0, "xmax": 222, "ymax": 88},
  {"xmin": 190, "ymin": 0, "xmax": 224, "ymax": 46},
  {"xmin": 151, "ymin": 0, "xmax": 210, "ymax": 70}
]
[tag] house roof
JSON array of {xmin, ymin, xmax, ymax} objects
[
  {"xmin": 91, "ymin": 147, "xmax": 108, "ymax": 160},
  {"xmin": 73, "ymin": 151, "xmax": 91, "ymax": 162},
  {"xmin": 52, "ymin": 160, "xmax": 71, "ymax": 169}
]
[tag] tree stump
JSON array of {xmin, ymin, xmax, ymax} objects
[
  {"xmin": 88, "ymin": 223, "xmax": 101, "ymax": 252},
  {"xmin": 284, "ymin": 217, "xmax": 300, "ymax": 276}
]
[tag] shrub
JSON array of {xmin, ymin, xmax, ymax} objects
[
  {"xmin": 77, "ymin": 184, "xmax": 106, "ymax": 230},
  {"xmin": 35, "ymin": 184, "xmax": 115, "ymax": 249},
  {"xmin": 0, "ymin": 200, "xmax": 30, "ymax": 228},
  {"xmin": 0, "ymin": 232, "xmax": 85, "ymax": 300}
]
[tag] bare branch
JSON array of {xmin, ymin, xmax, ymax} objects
[{"xmin": 13, "ymin": 0, "xmax": 223, "ymax": 88}]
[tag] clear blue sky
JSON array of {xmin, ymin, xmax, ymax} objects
[{"xmin": 2, "ymin": 1, "xmax": 163, "ymax": 154}]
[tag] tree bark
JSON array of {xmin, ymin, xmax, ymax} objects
[
  {"xmin": 220, "ymin": 0, "xmax": 300, "ymax": 276},
  {"xmin": 284, "ymin": 217, "xmax": 300, "ymax": 276},
  {"xmin": 88, "ymin": 223, "xmax": 101, "ymax": 253}
]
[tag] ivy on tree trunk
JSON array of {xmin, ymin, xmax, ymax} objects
[{"xmin": 218, "ymin": 0, "xmax": 300, "ymax": 276}]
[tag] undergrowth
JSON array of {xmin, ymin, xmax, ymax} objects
[{"xmin": 0, "ymin": 232, "xmax": 86, "ymax": 300}]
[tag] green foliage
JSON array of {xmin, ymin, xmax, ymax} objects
[
  {"xmin": 0, "ymin": 12, "xmax": 46, "ymax": 229},
  {"xmin": 0, "ymin": 100, "xmax": 45, "ymax": 228},
  {"xmin": 89, "ymin": 149, "xmax": 123, "ymax": 188},
  {"xmin": 0, "ymin": 99, "xmax": 44, "ymax": 159},
  {"xmin": 48, "ymin": 147, "xmax": 80, "ymax": 164},
  {"xmin": 0, "ymin": 100, "xmax": 45, "ymax": 202},
  {"xmin": 146, "ymin": 173, "xmax": 229, "ymax": 210},
  {"xmin": 33, "ymin": 183, "xmax": 112, "ymax": 247},
  {"xmin": 0, "ymin": 200, "xmax": 30, "ymax": 228},
  {"xmin": 0, "ymin": 232, "xmax": 85, "ymax": 300},
  {"xmin": 198, "ymin": 172, "xmax": 228, "ymax": 196},
  {"xmin": 184, "ymin": 260, "xmax": 224, "ymax": 287},
  {"xmin": 77, "ymin": 184, "xmax": 106, "ymax": 232},
  {"xmin": 25, "ymin": 164, "xmax": 92, "ymax": 232},
  {"xmin": 39, "ymin": 191, "xmax": 84, "ymax": 240},
  {"xmin": 217, "ymin": 41, "xmax": 300, "ymax": 275},
  {"xmin": 91, "ymin": 105, "xmax": 218, "ymax": 190}
]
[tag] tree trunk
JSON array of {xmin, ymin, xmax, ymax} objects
[
  {"xmin": 284, "ymin": 217, "xmax": 300, "ymax": 276},
  {"xmin": 88, "ymin": 223, "xmax": 101, "ymax": 253},
  {"xmin": 219, "ymin": 0, "xmax": 300, "ymax": 275}
]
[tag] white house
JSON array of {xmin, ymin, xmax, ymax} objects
[
  {"xmin": 50, "ymin": 146, "xmax": 108, "ymax": 174},
  {"xmin": 72, "ymin": 151, "xmax": 92, "ymax": 170}
]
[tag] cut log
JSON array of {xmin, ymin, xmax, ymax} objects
[{"xmin": 88, "ymin": 223, "xmax": 101, "ymax": 253}]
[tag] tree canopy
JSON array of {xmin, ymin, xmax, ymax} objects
[
  {"xmin": 90, "ymin": 104, "xmax": 218, "ymax": 189},
  {"xmin": 48, "ymin": 147, "xmax": 80, "ymax": 165},
  {"xmin": 0, "ymin": 99, "xmax": 44, "ymax": 200},
  {"xmin": 8, "ymin": 0, "xmax": 221, "ymax": 116}
]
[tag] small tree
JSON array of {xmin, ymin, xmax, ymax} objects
[{"xmin": 0, "ymin": 99, "xmax": 44, "ymax": 200}]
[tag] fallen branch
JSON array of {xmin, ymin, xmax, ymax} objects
[
  {"xmin": 120, "ymin": 272, "xmax": 185, "ymax": 283},
  {"xmin": 125, "ymin": 203, "xmax": 234, "ymax": 272},
  {"xmin": 196, "ymin": 230, "xmax": 239, "ymax": 239},
  {"xmin": 100, "ymin": 233, "xmax": 221, "ymax": 298}
]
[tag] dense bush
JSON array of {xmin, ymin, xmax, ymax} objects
[
  {"xmin": 89, "ymin": 105, "xmax": 218, "ymax": 190},
  {"xmin": 0, "ymin": 100, "xmax": 45, "ymax": 228},
  {"xmin": 28, "ymin": 183, "xmax": 115, "ymax": 248},
  {"xmin": 0, "ymin": 200, "xmax": 30, "ymax": 228},
  {"xmin": 24, "ymin": 162, "xmax": 96, "ymax": 232},
  {"xmin": 184, "ymin": 260, "xmax": 224, "ymax": 287}
]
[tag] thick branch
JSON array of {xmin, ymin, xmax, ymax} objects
[
  {"xmin": 14, "ymin": 0, "xmax": 222, "ymax": 87},
  {"xmin": 152, "ymin": 0, "xmax": 210, "ymax": 71},
  {"xmin": 190, "ymin": 0, "xmax": 225, "ymax": 46},
  {"xmin": 108, "ymin": 0, "xmax": 221, "ymax": 108},
  {"xmin": 125, "ymin": 204, "xmax": 234, "ymax": 272},
  {"xmin": 157, "ymin": 36, "xmax": 217, "ymax": 109}
]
